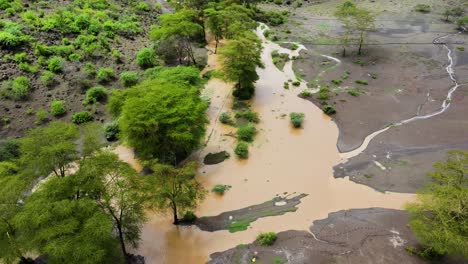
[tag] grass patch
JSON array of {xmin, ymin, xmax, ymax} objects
[{"xmin": 229, "ymin": 219, "xmax": 254, "ymax": 233}]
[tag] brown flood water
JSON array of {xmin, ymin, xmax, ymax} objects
[{"xmin": 115, "ymin": 27, "xmax": 415, "ymax": 264}]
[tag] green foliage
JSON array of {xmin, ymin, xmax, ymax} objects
[
  {"xmin": 0, "ymin": 20, "xmax": 30, "ymax": 48},
  {"xmin": 147, "ymin": 162, "xmax": 207, "ymax": 224},
  {"xmin": 69, "ymin": 53, "xmax": 81, "ymax": 61},
  {"xmin": 20, "ymin": 122, "xmax": 79, "ymax": 177},
  {"xmin": 405, "ymin": 150, "xmax": 468, "ymax": 258},
  {"xmin": 136, "ymin": 47, "xmax": 156, "ymax": 69},
  {"xmin": 355, "ymin": 79, "xmax": 368, "ymax": 85},
  {"xmin": 135, "ymin": 2, "xmax": 151, "ymax": 12},
  {"xmin": 298, "ymin": 90, "xmax": 312, "ymax": 98},
  {"xmin": 13, "ymin": 52, "xmax": 27, "ymax": 63},
  {"xmin": 414, "ymin": 4, "xmax": 431, "ymax": 13},
  {"xmin": 181, "ymin": 211, "xmax": 197, "ymax": 223},
  {"xmin": 35, "ymin": 109, "xmax": 48, "ymax": 125},
  {"xmin": 85, "ymin": 86, "xmax": 107, "ymax": 104},
  {"xmin": 237, "ymin": 124, "xmax": 256, "ymax": 142},
  {"xmin": 84, "ymin": 62, "xmax": 96, "ymax": 76},
  {"xmin": 212, "ymin": 184, "xmax": 231, "ymax": 195},
  {"xmin": 118, "ymin": 79, "xmax": 208, "ymax": 161},
  {"xmin": 72, "ymin": 111, "xmax": 93, "ymax": 124},
  {"xmin": 219, "ymin": 31, "xmax": 263, "ymax": 99},
  {"xmin": 2, "ymin": 76, "xmax": 31, "ymax": 100},
  {"xmin": 235, "ymin": 109, "xmax": 259, "ymax": 123},
  {"xmin": 96, "ymin": 68, "xmax": 114, "ymax": 83},
  {"xmin": 317, "ymin": 91, "xmax": 329, "ymax": 101},
  {"xmin": 289, "ymin": 112, "xmax": 305, "ymax": 128},
  {"xmin": 40, "ymin": 71, "xmax": 56, "ymax": 87},
  {"xmin": 145, "ymin": 66, "xmax": 203, "ymax": 87},
  {"xmin": 228, "ymin": 219, "xmax": 253, "ymax": 233},
  {"xmin": 456, "ymin": 16, "xmax": 468, "ymax": 29},
  {"xmin": 104, "ymin": 120, "xmax": 120, "ymax": 141},
  {"xmin": 322, "ymin": 105, "xmax": 336, "ymax": 115},
  {"xmin": 234, "ymin": 141, "xmax": 249, "ymax": 159},
  {"xmin": 256, "ymin": 232, "xmax": 277, "ymax": 246},
  {"xmin": 47, "ymin": 56, "xmax": 64, "ymax": 73},
  {"xmin": 0, "ymin": 140, "xmax": 20, "ymax": 161},
  {"xmin": 219, "ymin": 112, "xmax": 234, "ymax": 125},
  {"xmin": 291, "ymin": 81, "xmax": 300, "ymax": 86},
  {"xmin": 50, "ymin": 99, "xmax": 66, "ymax": 116},
  {"xmin": 347, "ymin": 88, "xmax": 361, "ymax": 97},
  {"xmin": 120, "ymin": 71, "xmax": 140, "ymax": 87}
]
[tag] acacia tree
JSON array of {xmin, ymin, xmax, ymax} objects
[
  {"xmin": 19, "ymin": 121, "xmax": 79, "ymax": 177},
  {"xmin": 335, "ymin": 1, "xmax": 376, "ymax": 56},
  {"xmin": 218, "ymin": 31, "xmax": 263, "ymax": 99},
  {"xmin": 118, "ymin": 80, "xmax": 208, "ymax": 162},
  {"xmin": 146, "ymin": 161, "xmax": 206, "ymax": 225},
  {"xmin": 76, "ymin": 151, "xmax": 146, "ymax": 260},
  {"xmin": 406, "ymin": 150, "xmax": 468, "ymax": 258},
  {"xmin": 150, "ymin": 10, "xmax": 203, "ymax": 65}
]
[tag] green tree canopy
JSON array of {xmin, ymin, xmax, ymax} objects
[
  {"xmin": 19, "ymin": 121, "xmax": 79, "ymax": 177},
  {"xmin": 118, "ymin": 79, "xmax": 208, "ymax": 162},
  {"xmin": 218, "ymin": 31, "xmax": 263, "ymax": 99},
  {"xmin": 406, "ymin": 150, "xmax": 468, "ymax": 258}
]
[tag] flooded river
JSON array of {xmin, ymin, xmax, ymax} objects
[{"xmin": 116, "ymin": 26, "xmax": 415, "ymax": 263}]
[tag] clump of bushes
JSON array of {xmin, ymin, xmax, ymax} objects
[
  {"xmin": 322, "ymin": 105, "xmax": 336, "ymax": 115},
  {"xmin": 289, "ymin": 112, "xmax": 305, "ymax": 128},
  {"xmin": 235, "ymin": 109, "xmax": 259, "ymax": 123},
  {"xmin": 414, "ymin": 4, "xmax": 431, "ymax": 13},
  {"xmin": 212, "ymin": 184, "xmax": 231, "ymax": 195},
  {"xmin": 219, "ymin": 112, "xmax": 234, "ymax": 125},
  {"xmin": 50, "ymin": 99, "xmax": 66, "ymax": 116},
  {"xmin": 84, "ymin": 86, "xmax": 107, "ymax": 104},
  {"xmin": 2, "ymin": 76, "xmax": 31, "ymax": 100},
  {"xmin": 256, "ymin": 232, "xmax": 277, "ymax": 246},
  {"xmin": 136, "ymin": 47, "xmax": 156, "ymax": 69},
  {"xmin": 120, "ymin": 71, "xmax": 139, "ymax": 87},
  {"xmin": 72, "ymin": 111, "xmax": 93, "ymax": 124},
  {"xmin": 234, "ymin": 141, "xmax": 249, "ymax": 159},
  {"xmin": 96, "ymin": 68, "xmax": 114, "ymax": 83},
  {"xmin": 237, "ymin": 124, "xmax": 257, "ymax": 142},
  {"xmin": 47, "ymin": 56, "xmax": 64, "ymax": 73}
]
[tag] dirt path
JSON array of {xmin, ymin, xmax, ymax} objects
[{"xmin": 130, "ymin": 26, "xmax": 414, "ymax": 264}]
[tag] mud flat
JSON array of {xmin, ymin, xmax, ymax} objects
[
  {"xmin": 134, "ymin": 26, "xmax": 414, "ymax": 264},
  {"xmin": 209, "ymin": 208, "xmax": 425, "ymax": 264}
]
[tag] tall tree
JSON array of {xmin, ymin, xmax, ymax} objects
[
  {"xmin": 19, "ymin": 122, "xmax": 79, "ymax": 177},
  {"xmin": 406, "ymin": 150, "xmax": 468, "ymax": 258},
  {"xmin": 118, "ymin": 79, "xmax": 208, "ymax": 162},
  {"xmin": 150, "ymin": 10, "xmax": 203, "ymax": 65},
  {"xmin": 75, "ymin": 151, "xmax": 146, "ymax": 260},
  {"xmin": 335, "ymin": 1, "xmax": 376, "ymax": 56},
  {"xmin": 218, "ymin": 31, "xmax": 263, "ymax": 99},
  {"xmin": 146, "ymin": 161, "xmax": 206, "ymax": 225}
]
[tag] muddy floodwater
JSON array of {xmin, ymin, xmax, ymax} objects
[{"xmin": 115, "ymin": 27, "xmax": 415, "ymax": 263}]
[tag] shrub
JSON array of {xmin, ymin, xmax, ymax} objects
[
  {"xmin": 181, "ymin": 211, "xmax": 197, "ymax": 223},
  {"xmin": 237, "ymin": 124, "xmax": 256, "ymax": 142},
  {"xmin": 235, "ymin": 109, "xmax": 259, "ymax": 123},
  {"xmin": 69, "ymin": 53, "xmax": 81, "ymax": 61},
  {"xmin": 84, "ymin": 62, "xmax": 96, "ymax": 76},
  {"xmin": 104, "ymin": 121, "xmax": 120, "ymax": 141},
  {"xmin": 40, "ymin": 71, "xmax": 56, "ymax": 87},
  {"xmin": 414, "ymin": 4, "xmax": 431, "ymax": 13},
  {"xmin": 291, "ymin": 43, "xmax": 299, "ymax": 50},
  {"xmin": 72, "ymin": 111, "xmax": 93, "ymax": 124},
  {"xmin": 3, "ymin": 76, "xmax": 32, "ymax": 100},
  {"xmin": 212, "ymin": 184, "xmax": 231, "ymax": 195},
  {"xmin": 456, "ymin": 16, "xmax": 468, "ymax": 29},
  {"xmin": 136, "ymin": 47, "xmax": 156, "ymax": 69},
  {"xmin": 96, "ymin": 68, "xmax": 114, "ymax": 83},
  {"xmin": 256, "ymin": 232, "xmax": 277, "ymax": 246},
  {"xmin": 47, "ymin": 56, "xmax": 64, "ymax": 73},
  {"xmin": 0, "ymin": 140, "xmax": 20, "ymax": 161},
  {"xmin": 292, "ymin": 81, "xmax": 300, "ymax": 86},
  {"xmin": 50, "ymin": 99, "xmax": 66, "ymax": 116},
  {"xmin": 298, "ymin": 90, "xmax": 311, "ymax": 98},
  {"xmin": 120, "ymin": 71, "xmax": 139, "ymax": 87},
  {"xmin": 355, "ymin": 79, "xmax": 368, "ymax": 85},
  {"xmin": 347, "ymin": 89, "xmax": 360, "ymax": 97},
  {"xmin": 322, "ymin": 105, "xmax": 336, "ymax": 115},
  {"xmin": 84, "ymin": 86, "xmax": 107, "ymax": 104},
  {"xmin": 13, "ymin": 52, "xmax": 28, "ymax": 63},
  {"xmin": 18, "ymin": 62, "xmax": 38, "ymax": 73},
  {"xmin": 35, "ymin": 109, "xmax": 48, "ymax": 125},
  {"xmin": 234, "ymin": 141, "xmax": 249, "ymax": 159},
  {"xmin": 289, "ymin": 112, "xmax": 305, "ymax": 128},
  {"xmin": 135, "ymin": 2, "xmax": 151, "ymax": 11},
  {"xmin": 316, "ymin": 92, "xmax": 329, "ymax": 101},
  {"xmin": 331, "ymin": 79, "xmax": 342, "ymax": 85},
  {"xmin": 283, "ymin": 82, "xmax": 289, "ymax": 89},
  {"xmin": 219, "ymin": 112, "xmax": 233, "ymax": 125}
]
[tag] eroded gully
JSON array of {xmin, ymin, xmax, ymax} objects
[{"xmin": 119, "ymin": 25, "xmax": 416, "ymax": 263}]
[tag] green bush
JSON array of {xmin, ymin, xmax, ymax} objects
[
  {"xmin": 237, "ymin": 124, "xmax": 257, "ymax": 142},
  {"xmin": 96, "ymin": 68, "xmax": 114, "ymax": 83},
  {"xmin": 35, "ymin": 109, "xmax": 48, "ymax": 125},
  {"xmin": 69, "ymin": 53, "xmax": 81, "ymax": 61},
  {"xmin": 235, "ymin": 109, "xmax": 259, "ymax": 123},
  {"xmin": 84, "ymin": 62, "xmax": 96, "ymax": 76},
  {"xmin": 298, "ymin": 90, "xmax": 311, "ymax": 98},
  {"xmin": 414, "ymin": 4, "xmax": 431, "ymax": 13},
  {"xmin": 289, "ymin": 112, "xmax": 305, "ymax": 128},
  {"xmin": 317, "ymin": 92, "xmax": 329, "ymax": 101},
  {"xmin": 13, "ymin": 52, "xmax": 28, "ymax": 63},
  {"xmin": 135, "ymin": 2, "xmax": 151, "ymax": 11},
  {"xmin": 104, "ymin": 121, "xmax": 120, "ymax": 141},
  {"xmin": 2, "ymin": 76, "xmax": 31, "ymax": 100},
  {"xmin": 212, "ymin": 184, "xmax": 231, "ymax": 195},
  {"xmin": 256, "ymin": 232, "xmax": 277, "ymax": 246},
  {"xmin": 181, "ymin": 211, "xmax": 197, "ymax": 223},
  {"xmin": 292, "ymin": 81, "xmax": 300, "ymax": 86},
  {"xmin": 120, "ymin": 71, "xmax": 139, "ymax": 87},
  {"xmin": 355, "ymin": 79, "xmax": 368, "ymax": 85},
  {"xmin": 456, "ymin": 16, "xmax": 468, "ymax": 29},
  {"xmin": 331, "ymin": 79, "xmax": 342, "ymax": 85},
  {"xmin": 72, "ymin": 111, "xmax": 93, "ymax": 124},
  {"xmin": 136, "ymin": 48, "xmax": 156, "ymax": 69},
  {"xmin": 283, "ymin": 82, "xmax": 289, "ymax": 89},
  {"xmin": 47, "ymin": 56, "xmax": 64, "ymax": 73},
  {"xmin": 84, "ymin": 86, "xmax": 107, "ymax": 104},
  {"xmin": 234, "ymin": 141, "xmax": 249, "ymax": 159},
  {"xmin": 322, "ymin": 105, "xmax": 336, "ymax": 115},
  {"xmin": 347, "ymin": 89, "xmax": 361, "ymax": 97},
  {"xmin": 50, "ymin": 99, "xmax": 66, "ymax": 116},
  {"xmin": 40, "ymin": 71, "xmax": 56, "ymax": 87},
  {"xmin": 219, "ymin": 112, "xmax": 233, "ymax": 125}
]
